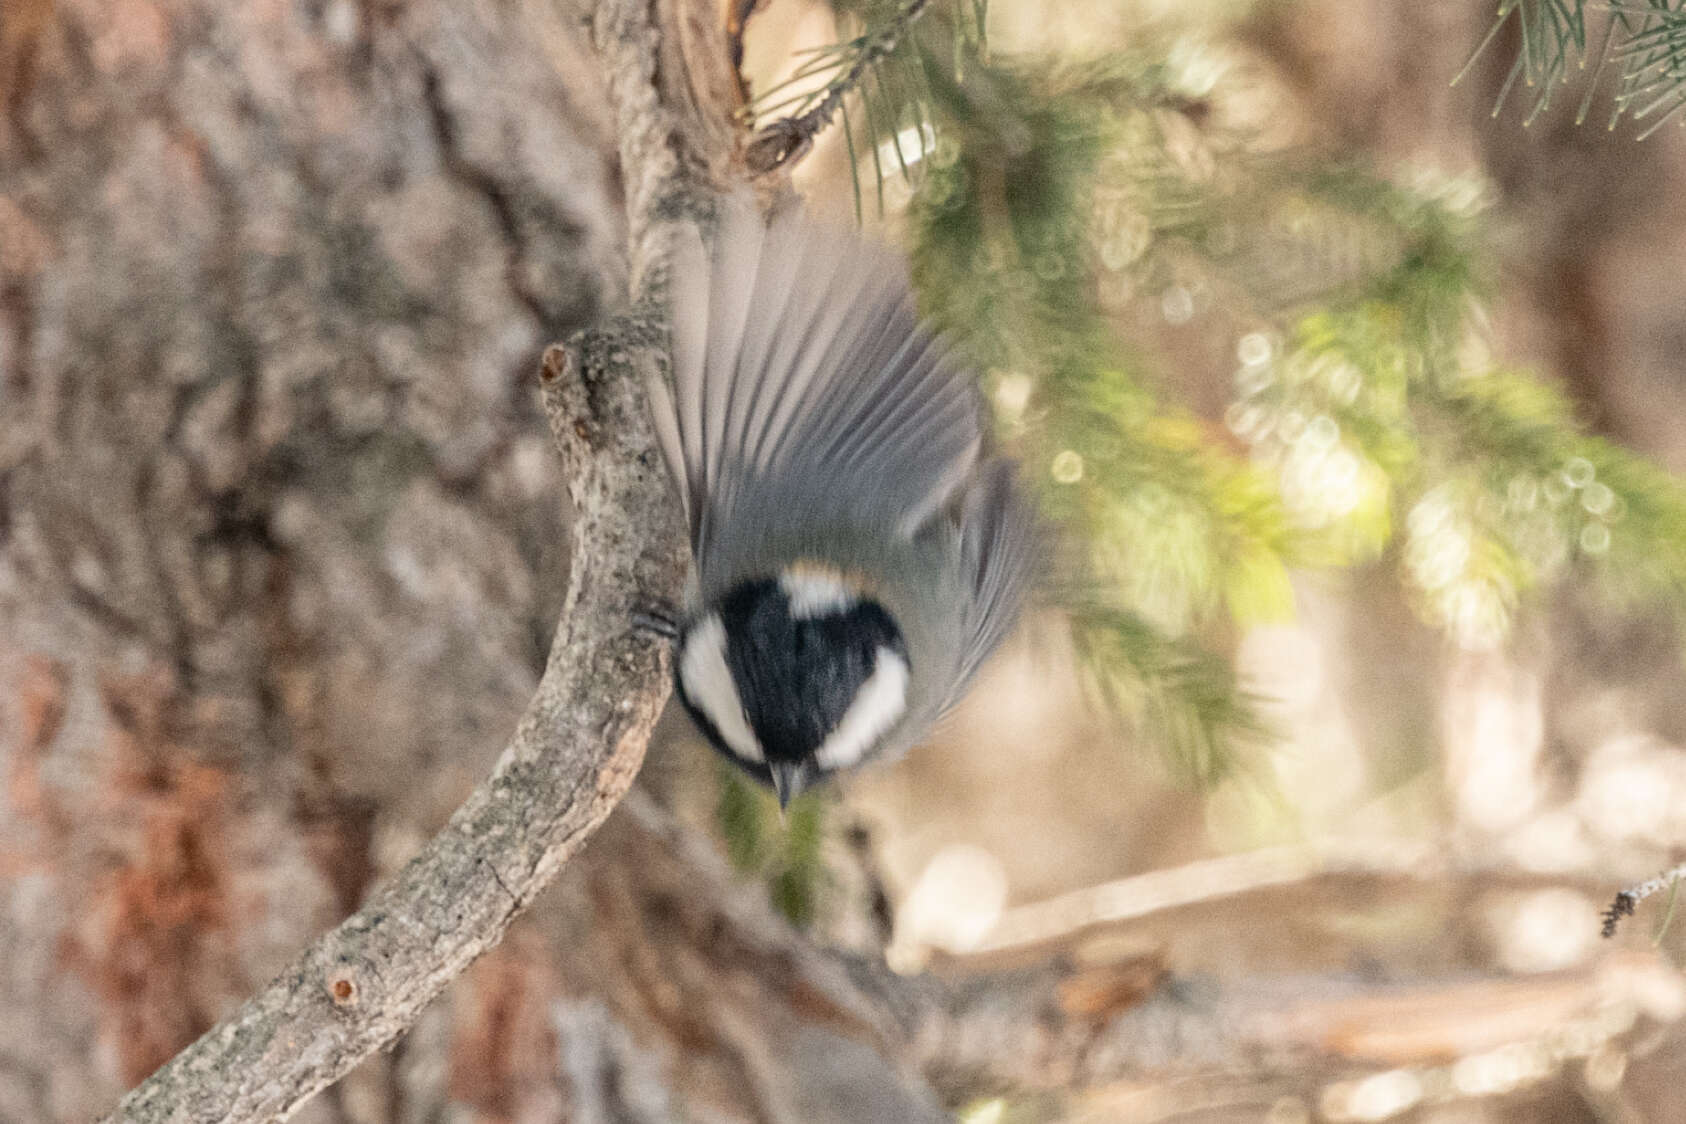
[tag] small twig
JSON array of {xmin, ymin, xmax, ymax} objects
[
  {"xmin": 970, "ymin": 838, "xmax": 1646, "ymax": 959},
  {"xmin": 1603, "ymin": 860, "xmax": 1686, "ymax": 938},
  {"xmin": 726, "ymin": 0, "xmax": 768, "ymax": 105},
  {"xmin": 970, "ymin": 839, "xmax": 1436, "ymax": 955},
  {"xmin": 744, "ymin": 0, "xmax": 932, "ymax": 175}
]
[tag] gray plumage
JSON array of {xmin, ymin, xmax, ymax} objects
[{"xmin": 648, "ymin": 198, "xmax": 1038, "ymax": 794}]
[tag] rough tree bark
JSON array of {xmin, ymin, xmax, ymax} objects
[
  {"xmin": 0, "ymin": 0, "xmax": 695, "ymax": 1116},
  {"xmin": 84, "ymin": 0, "xmax": 737, "ymax": 1114},
  {"xmin": 0, "ymin": 0, "xmax": 746, "ymax": 1113}
]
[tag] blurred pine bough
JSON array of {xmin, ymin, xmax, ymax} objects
[
  {"xmin": 1460, "ymin": 0, "xmax": 1686, "ymax": 139},
  {"xmin": 731, "ymin": 0, "xmax": 1686, "ymax": 800}
]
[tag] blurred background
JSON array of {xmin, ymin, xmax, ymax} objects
[{"xmin": 6, "ymin": 0, "xmax": 1686, "ymax": 1120}]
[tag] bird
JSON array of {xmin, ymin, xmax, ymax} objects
[{"xmin": 645, "ymin": 197, "xmax": 1039, "ymax": 808}]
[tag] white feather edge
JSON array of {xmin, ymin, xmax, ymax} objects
[
  {"xmin": 813, "ymin": 649, "xmax": 910, "ymax": 771},
  {"xmin": 676, "ymin": 614, "xmax": 764, "ymax": 764}
]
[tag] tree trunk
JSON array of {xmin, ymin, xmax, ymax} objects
[{"xmin": 1, "ymin": 0, "xmax": 621, "ymax": 1116}]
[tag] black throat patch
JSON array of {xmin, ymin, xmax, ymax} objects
[{"xmin": 706, "ymin": 577, "xmax": 907, "ymax": 767}]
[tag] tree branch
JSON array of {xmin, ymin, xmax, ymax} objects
[
  {"xmin": 595, "ymin": 791, "xmax": 1678, "ymax": 1110},
  {"xmin": 100, "ymin": 337, "xmax": 687, "ymax": 1124},
  {"xmin": 95, "ymin": 0, "xmax": 741, "ymax": 1116},
  {"xmin": 1602, "ymin": 859, "xmax": 1686, "ymax": 938},
  {"xmin": 743, "ymin": 0, "xmax": 933, "ymax": 175}
]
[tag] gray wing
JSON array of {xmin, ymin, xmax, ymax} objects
[
  {"xmin": 652, "ymin": 198, "xmax": 985, "ymax": 573},
  {"xmin": 941, "ymin": 457, "xmax": 1041, "ymax": 712}
]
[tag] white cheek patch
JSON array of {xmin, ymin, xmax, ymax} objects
[
  {"xmin": 814, "ymin": 648, "xmax": 909, "ymax": 771},
  {"xmin": 779, "ymin": 566, "xmax": 857, "ymax": 619},
  {"xmin": 679, "ymin": 615, "xmax": 764, "ymax": 764}
]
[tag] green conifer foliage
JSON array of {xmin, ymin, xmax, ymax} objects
[{"xmin": 734, "ymin": 0, "xmax": 1686, "ymax": 785}]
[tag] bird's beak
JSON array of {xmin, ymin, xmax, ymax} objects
[{"xmin": 768, "ymin": 761, "xmax": 812, "ymax": 812}]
